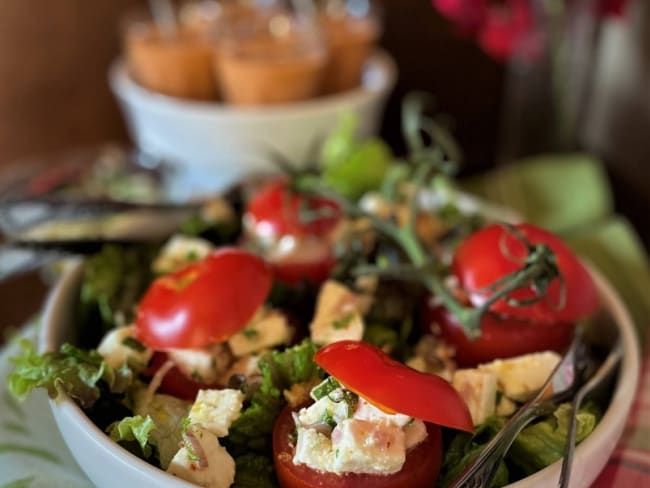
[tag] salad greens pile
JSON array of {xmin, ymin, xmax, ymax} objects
[{"xmin": 5, "ymin": 94, "xmax": 605, "ymax": 488}]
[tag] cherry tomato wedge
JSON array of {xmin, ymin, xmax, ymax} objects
[
  {"xmin": 427, "ymin": 305, "xmax": 575, "ymax": 367},
  {"xmin": 314, "ymin": 341, "xmax": 473, "ymax": 432},
  {"xmin": 452, "ymin": 223, "xmax": 599, "ymax": 324},
  {"xmin": 273, "ymin": 404, "xmax": 443, "ymax": 488},
  {"xmin": 246, "ymin": 179, "xmax": 341, "ymax": 238},
  {"xmin": 135, "ymin": 248, "xmax": 271, "ymax": 350},
  {"xmin": 142, "ymin": 352, "xmax": 213, "ymax": 401}
]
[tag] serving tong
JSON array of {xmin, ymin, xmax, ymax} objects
[
  {"xmin": 449, "ymin": 318, "xmax": 622, "ymax": 488},
  {"xmin": 0, "ymin": 197, "xmax": 200, "ymax": 280}
]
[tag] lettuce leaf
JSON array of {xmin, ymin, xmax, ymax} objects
[
  {"xmin": 508, "ymin": 402, "xmax": 601, "ymax": 475},
  {"xmin": 437, "ymin": 417, "xmax": 509, "ymax": 488},
  {"xmin": 107, "ymin": 415, "xmax": 156, "ymax": 458},
  {"xmin": 226, "ymin": 340, "xmax": 322, "ymax": 487},
  {"xmin": 233, "ymin": 453, "xmax": 278, "ymax": 488},
  {"xmin": 8, "ymin": 339, "xmax": 132, "ymax": 409}
]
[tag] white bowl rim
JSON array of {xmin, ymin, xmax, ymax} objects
[
  {"xmin": 38, "ymin": 260, "xmax": 641, "ymax": 488},
  {"xmin": 108, "ymin": 49, "xmax": 398, "ymax": 120}
]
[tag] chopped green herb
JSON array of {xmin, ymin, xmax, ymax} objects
[
  {"xmin": 311, "ymin": 377, "xmax": 341, "ymax": 400},
  {"xmin": 121, "ymin": 336, "xmax": 146, "ymax": 352},
  {"xmin": 332, "ymin": 313, "xmax": 354, "ymax": 330},
  {"xmin": 242, "ymin": 327, "xmax": 260, "ymax": 340},
  {"xmin": 321, "ymin": 411, "xmax": 337, "ymax": 428}
]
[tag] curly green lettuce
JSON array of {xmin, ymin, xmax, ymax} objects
[
  {"xmin": 107, "ymin": 415, "xmax": 156, "ymax": 458},
  {"xmin": 8, "ymin": 339, "xmax": 132, "ymax": 409},
  {"xmin": 225, "ymin": 340, "xmax": 322, "ymax": 488}
]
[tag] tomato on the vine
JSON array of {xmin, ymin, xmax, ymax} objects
[
  {"xmin": 135, "ymin": 248, "xmax": 271, "ymax": 350},
  {"xmin": 245, "ymin": 179, "xmax": 342, "ymax": 284},
  {"xmin": 426, "ymin": 304, "xmax": 575, "ymax": 367},
  {"xmin": 314, "ymin": 341, "xmax": 473, "ymax": 432},
  {"xmin": 452, "ymin": 223, "xmax": 599, "ymax": 324},
  {"xmin": 273, "ymin": 404, "xmax": 443, "ymax": 488}
]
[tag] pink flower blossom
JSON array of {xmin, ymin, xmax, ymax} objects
[{"xmin": 431, "ymin": 0, "xmax": 630, "ymax": 61}]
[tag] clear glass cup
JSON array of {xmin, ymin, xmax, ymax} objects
[
  {"xmin": 216, "ymin": 7, "xmax": 327, "ymax": 105},
  {"xmin": 122, "ymin": 7, "xmax": 219, "ymax": 100},
  {"xmin": 318, "ymin": 0, "xmax": 382, "ymax": 94}
]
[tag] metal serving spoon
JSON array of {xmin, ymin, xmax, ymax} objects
[
  {"xmin": 448, "ymin": 326, "xmax": 592, "ymax": 488},
  {"xmin": 0, "ymin": 197, "xmax": 200, "ymax": 281}
]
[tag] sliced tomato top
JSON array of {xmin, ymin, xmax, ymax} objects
[
  {"xmin": 314, "ymin": 340, "xmax": 473, "ymax": 432},
  {"xmin": 452, "ymin": 223, "xmax": 599, "ymax": 324},
  {"xmin": 135, "ymin": 247, "xmax": 272, "ymax": 350},
  {"xmin": 246, "ymin": 179, "xmax": 341, "ymax": 238}
]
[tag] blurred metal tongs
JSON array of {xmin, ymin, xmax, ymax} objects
[{"xmin": 0, "ymin": 197, "xmax": 200, "ymax": 280}]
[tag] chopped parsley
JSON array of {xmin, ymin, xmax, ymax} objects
[
  {"xmin": 332, "ymin": 313, "xmax": 355, "ymax": 330},
  {"xmin": 121, "ymin": 337, "xmax": 146, "ymax": 352}
]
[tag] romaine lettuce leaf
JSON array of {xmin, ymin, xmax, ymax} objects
[
  {"xmin": 508, "ymin": 402, "xmax": 601, "ymax": 475},
  {"xmin": 8, "ymin": 339, "xmax": 132, "ymax": 409},
  {"xmin": 233, "ymin": 453, "xmax": 278, "ymax": 488},
  {"xmin": 107, "ymin": 415, "xmax": 156, "ymax": 458}
]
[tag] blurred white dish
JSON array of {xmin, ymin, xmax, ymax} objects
[
  {"xmin": 39, "ymin": 260, "xmax": 639, "ymax": 488},
  {"xmin": 109, "ymin": 50, "xmax": 397, "ymax": 200}
]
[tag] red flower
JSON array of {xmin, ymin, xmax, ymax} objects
[{"xmin": 432, "ymin": 0, "xmax": 630, "ymax": 61}]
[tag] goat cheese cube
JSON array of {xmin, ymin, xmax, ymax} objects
[
  {"xmin": 353, "ymin": 396, "xmax": 412, "ymax": 428},
  {"xmin": 331, "ymin": 419, "xmax": 405, "ymax": 474},
  {"xmin": 310, "ymin": 281, "xmax": 366, "ymax": 345},
  {"xmin": 452, "ymin": 369, "xmax": 498, "ymax": 426},
  {"xmin": 97, "ymin": 325, "xmax": 153, "ymax": 371},
  {"xmin": 152, "ymin": 235, "xmax": 214, "ymax": 275},
  {"xmin": 167, "ymin": 426, "xmax": 234, "ymax": 488},
  {"xmin": 293, "ymin": 427, "xmax": 336, "ymax": 472},
  {"xmin": 404, "ymin": 419, "xmax": 428, "ymax": 450},
  {"xmin": 297, "ymin": 390, "xmax": 354, "ymax": 427},
  {"xmin": 228, "ymin": 309, "xmax": 291, "ymax": 357},
  {"xmin": 168, "ymin": 344, "xmax": 231, "ymax": 385},
  {"xmin": 479, "ymin": 351, "xmax": 561, "ymax": 402},
  {"xmin": 188, "ymin": 389, "xmax": 244, "ymax": 437}
]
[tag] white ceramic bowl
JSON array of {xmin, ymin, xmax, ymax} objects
[
  {"xmin": 109, "ymin": 51, "xmax": 397, "ymax": 201},
  {"xmin": 39, "ymin": 262, "xmax": 639, "ymax": 488}
]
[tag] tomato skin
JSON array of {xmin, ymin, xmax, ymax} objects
[
  {"xmin": 314, "ymin": 341, "xmax": 473, "ymax": 432},
  {"xmin": 452, "ymin": 223, "xmax": 599, "ymax": 323},
  {"xmin": 427, "ymin": 305, "xmax": 575, "ymax": 367},
  {"xmin": 143, "ymin": 352, "xmax": 212, "ymax": 401},
  {"xmin": 246, "ymin": 179, "xmax": 341, "ymax": 238},
  {"xmin": 273, "ymin": 404, "xmax": 443, "ymax": 488},
  {"xmin": 135, "ymin": 248, "xmax": 272, "ymax": 350},
  {"xmin": 246, "ymin": 179, "xmax": 341, "ymax": 285}
]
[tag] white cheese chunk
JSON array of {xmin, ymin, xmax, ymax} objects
[
  {"xmin": 167, "ymin": 426, "xmax": 234, "ymax": 488},
  {"xmin": 479, "ymin": 351, "xmax": 561, "ymax": 402},
  {"xmin": 219, "ymin": 354, "xmax": 261, "ymax": 386},
  {"xmin": 167, "ymin": 344, "xmax": 231, "ymax": 385},
  {"xmin": 452, "ymin": 369, "xmax": 498, "ymax": 426},
  {"xmin": 404, "ymin": 419, "xmax": 428, "ymax": 450},
  {"xmin": 228, "ymin": 309, "xmax": 291, "ymax": 357},
  {"xmin": 152, "ymin": 235, "xmax": 214, "ymax": 275},
  {"xmin": 188, "ymin": 389, "xmax": 244, "ymax": 437},
  {"xmin": 309, "ymin": 281, "xmax": 366, "ymax": 346},
  {"xmin": 293, "ymin": 427, "xmax": 336, "ymax": 472},
  {"xmin": 353, "ymin": 396, "xmax": 412, "ymax": 428},
  {"xmin": 97, "ymin": 325, "xmax": 153, "ymax": 371},
  {"xmin": 331, "ymin": 419, "xmax": 405, "ymax": 474},
  {"xmin": 297, "ymin": 390, "xmax": 354, "ymax": 427}
]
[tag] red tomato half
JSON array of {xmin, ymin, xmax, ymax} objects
[
  {"xmin": 427, "ymin": 305, "xmax": 575, "ymax": 367},
  {"xmin": 315, "ymin": 341, "xmax": 473, "ymax": 432},
  {"xmin": 246, "ymin": 179, "xmax": 341, "ymax": 238},
  {"xmin": 246, "ymin": 179, "xmax": 342, "ymax": 285},
  {"xmin": 143, "ymin": 352, "xmax": 213, "ymax": 401},
  {"xmin": 273, "ymin": 404, "xmax": 443, "ymax": 488},
  {"xmin": 135, "ymin": 248, "xmax": 272, "ymax": 350},
  {"xmin": 452, "ymin": 223, "xmax": 599, "ymax": 323}
]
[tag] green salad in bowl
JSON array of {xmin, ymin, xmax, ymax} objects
[{"xmin": 6, "ymin": 96, "xmax": 638, "ymax": 488}]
